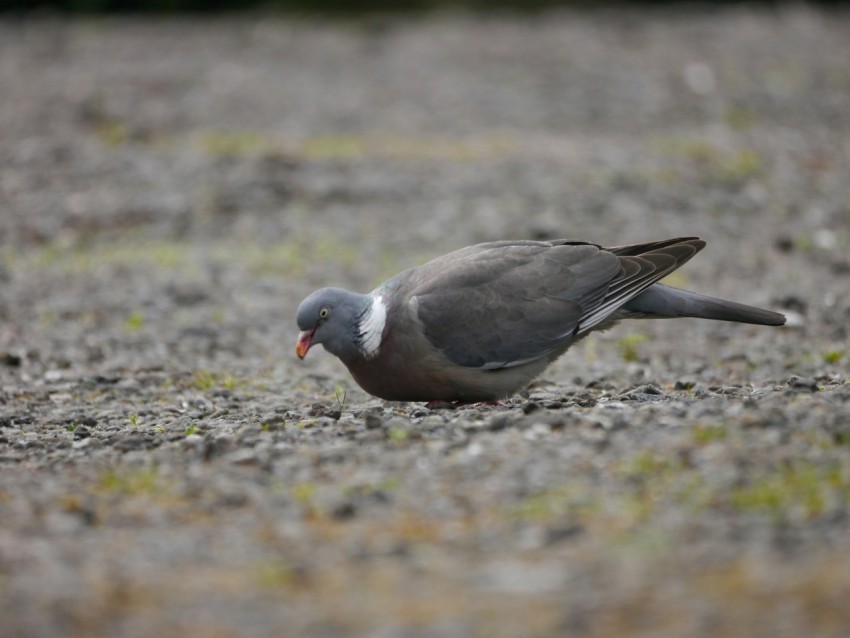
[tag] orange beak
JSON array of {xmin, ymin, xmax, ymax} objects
[{"xmin": 295, "ymin": 329, "xmax": 315, "ymax": 359}]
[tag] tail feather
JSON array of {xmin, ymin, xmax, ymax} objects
[{"xmin": 623, "ymin": 284, "xmax": 786, "ymax": 326}]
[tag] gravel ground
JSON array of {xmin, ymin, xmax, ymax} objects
[{"xmin": 2, "ymin": 8, "xmax": 850, "ymax": 637}]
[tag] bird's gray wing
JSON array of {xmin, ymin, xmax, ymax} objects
[
  {"xmin": 406, "ymin": 238, "xmax": 705, "ymax": 370},
  {"xmin": 406, "ymin": 241, "xmax": 619, "ymax": 369},
  {"xmin": 575, "ymin": 238, "xmax": 705, "ymax": 332}
]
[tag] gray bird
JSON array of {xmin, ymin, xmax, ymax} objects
[{"xmin": 295, "ymin": 237, "xmax": 785, "ymax": 403}]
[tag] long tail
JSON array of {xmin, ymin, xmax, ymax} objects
[{"xmin": 623, "ymin": 284, "xmax": 786, "ymax": 326}]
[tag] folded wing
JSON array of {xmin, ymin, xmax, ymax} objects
[{"xmin": 410, "ymin": 237, "xmax": 705, "ymax": 369}]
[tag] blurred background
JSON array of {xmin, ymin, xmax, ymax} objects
[
  {"xmin": 2, "ymin": 4, "xmax": 850, "ymax": 638},
  {"xmin": 7, "ymin": 0, "xmax": 844, "ymax": 12}
]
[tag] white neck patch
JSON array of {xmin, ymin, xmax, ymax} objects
[{"xmin": 357, "ymin": 295, "xmax": 387, "ymax": 359}]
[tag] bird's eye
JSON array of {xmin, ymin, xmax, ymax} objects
[{"xmin": 319, "ymin": 307, "xmax": 330, "ymax": 319}]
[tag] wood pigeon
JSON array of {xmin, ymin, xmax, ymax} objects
[{"xmin": 295, "ymin": 237, "xmax": 785, "ymax": 403}]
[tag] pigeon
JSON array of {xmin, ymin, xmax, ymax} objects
[{"xmin": 295, "ymin": 237, "xmax": 785, "ymax": 403}]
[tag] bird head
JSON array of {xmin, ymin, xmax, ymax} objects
[{"xmin": 295, "ymin": 288, "xmax": 371, "ymax": 363}]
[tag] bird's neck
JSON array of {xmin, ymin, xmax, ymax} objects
[{"xmin": 354, "ymin": 293, "xmax": 387, "ymax": 360}]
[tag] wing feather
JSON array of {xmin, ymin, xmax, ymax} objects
[{"xmin": 400, "ymin": 237, "xmax": 705, "ymax": 370}]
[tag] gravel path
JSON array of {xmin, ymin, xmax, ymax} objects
[{"xmin": 2, "ymin": 8, "xmax": 850, "ymax": 637}]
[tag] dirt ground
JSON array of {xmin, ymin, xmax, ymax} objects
[{"xmin": 2, "ymin": 7, "xmax": 850, "ymax": 637}]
